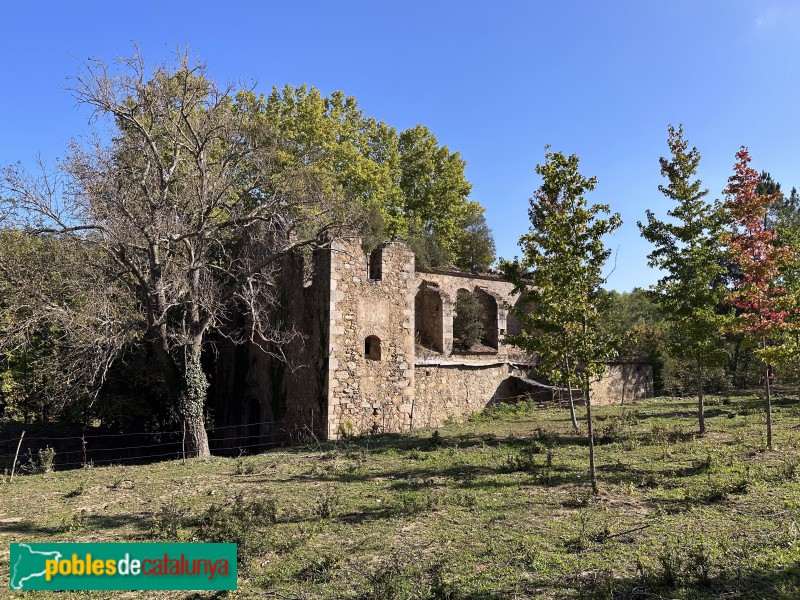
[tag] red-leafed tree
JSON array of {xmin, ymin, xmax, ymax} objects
[{"xmin": 723, "ymin": 147, "xmax": 795, "ymax": 449}]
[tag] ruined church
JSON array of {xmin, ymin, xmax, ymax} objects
[{"xmin": 209, "ymin": 238, "xmax": 653, "ymax": 449}]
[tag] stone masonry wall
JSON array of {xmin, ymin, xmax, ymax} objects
[
  {"xmin": 210, "ymin": 237, "xmax": 654, "ymax": 445},
  {"xmin": 327, "ymin": 239, "xmax": 416, "ymax": 438},
  {"xmin": 591, "ymin": 362, "xmax": 654, "ymax": 406},
  {"xmin": 413, "ymin": 361, "xmax": 512, "ymax": 428}
]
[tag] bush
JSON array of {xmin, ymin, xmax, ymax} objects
[
  {"xmin": 454, "ymin": 291, "xmax": 485, "ymax": 349},
  {"xmin": 195, "ymin": 493, "xmax": 277, "ymax": 558},
  {"xmin": 151, "ymin": 498, "xmax": 188, "ymax": 540},
  {"xmin": 22, "ymin": 446, "xmax": 57, "ymax": 474}
]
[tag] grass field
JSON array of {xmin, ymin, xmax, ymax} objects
[{"xmin": 1, "ymin": 392, "xmax": 799, "ymax": 599}]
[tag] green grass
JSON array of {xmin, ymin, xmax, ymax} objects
[{"xmin": 1, "ymin": 392, "xmax": 799, "ymax": 599}]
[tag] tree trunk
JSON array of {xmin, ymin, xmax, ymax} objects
[
  {"xmin": 730, "ymin": 336, "xmax": 743, "ymax": 388},
  {"xmin": 181, "ymin": 350, "xmax": 211, "ymax": 458},
  {"xmin": 565, "ymin": 355, "xmax": 579, "ymax": 434},
  {"xmin": 148, "ymin": 333, "xmax": 210, "ymax": 457},
  {"xmin": 584, "ymin": 373, "xmax": 598, "ymax": 495},
  {"xmin": 697, "ymin": 360, "xmax": 706, "ymax": 435},
  {"xmin": 765, "ymin": 363, "xmax": 773, "ymax": 450}
]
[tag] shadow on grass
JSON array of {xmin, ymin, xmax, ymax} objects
[
  {"xmin": 82, "ymin": 513, "xmax": 151, "ymax": 532},
  {"xmin": 0, "ymin": 520, "xmax": 61, "ymax": 535},
  {"xmin": 604, "ymin": 561, "xmax": 800, "ymax": 600},
  {"xmin": 0, "ymin": 512, "xmax": 150, "ymax": 537}
]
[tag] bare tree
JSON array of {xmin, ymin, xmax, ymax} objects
[
  {"xmin": 0, "ymin": 228, "xmax": 135, "ymax": 421},
  {"xmin": 1, "ymin": 50, "xmax": 352, "ymax": 457}
]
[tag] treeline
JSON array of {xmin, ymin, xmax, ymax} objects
[
  {"xmin": 503, "ymin": 127, "xmax": 799, "ymax": 493},
  {"xmin": 603, "ymin": 128, "xmax": 800, "ymax": 415}
]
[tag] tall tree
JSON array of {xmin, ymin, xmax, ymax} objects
[
  {"xmin": 453, "ymin": 290, "xmax": 485, "ymax": 349},
  {"xmin": 398, "ymin": 125, "xmax": 481, "ymax": 260},
  {"xmin": 1, "ymin": 52, "xmax": 353, "ymax": 457},
  {"xmin": 638, "ymin": 125, "xmax": 728, "ymax": 434},
  {"xmin": 723, "ymin": 147, "xmax": 795, "ymax": 449},
  {"xmin": 454, "ymin": 210, "xmax": 496, "ymax": 273},
  {"xmin": 501, "ymin": 149, "xmax": 621, "ymax": 493},
  {"xmin": 258, "ymin": 86, "xmax": 493, "ymax": 267},
  {"xmin": 0, "ymin": 230, "xmax": 134, "ymax": 423}
]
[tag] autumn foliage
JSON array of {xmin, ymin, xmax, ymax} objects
[
  {"xmin": 723, "ymin": 146, "xmax": 796, "ymax": 449},
  {"xmin": 724, "ymin": 147, "xmax": 794, "ymax": 337}
]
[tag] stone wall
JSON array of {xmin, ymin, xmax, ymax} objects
[
  {"xmin": 327, "ymin": 239, "xmax": 416, "ymax": 438},
  {"xmin": 414, "ymin": 269, "xmax": 518, "ymax": 357},
  {"xmin": 590, "ymin": 362, "xmax": 654, "ymax": 405},
  {"xmin": 412, "ymin": 360, "xmax": 514, "ymax": 428},
  {"xmin": 208, "ymin": 248, "xmax": 330, "ymax": 449},
  {"xmin": 209, "ymin": 237, "xmax": 655, "ymax": 445}
]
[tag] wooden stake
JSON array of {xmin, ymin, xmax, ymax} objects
[{"xmin": 9, "ymin": 431, "xmax": 25, "ymax": 483}]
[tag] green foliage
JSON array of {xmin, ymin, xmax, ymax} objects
[
  {"xmin": 638, "ymin": 125, "xmax": 729, "ymax": 371},
  {"xmin": 453, "ymin": 210, "xmax": 496, "ymax": 272},
  {"xmin": 150, "ymin": 497, "xmax": 189, "ymax": 540},
  {"xmin": 59, "ymin": 509, "xmax": 87, "ymax": 534},
  {"xmin": 35, "ymin": 446, "xmax": 56, "ymax": 474},
  {"xmin": 314, "ymin": 488, "xmax": 338, "ymax": 519},
  {"xmin": 453, "ymin": 290, "xmax": 485, "ymax": 349},
  {"xmin": 501, "ymin": 148, "xmax": 621, "ymax": 493},
  {"xmin": 195, "ymin": 493, "xmax": 277, "ymax": 557},
  {"xmin": 637, "ymin": 126, "xmax": 731, "ymax": 426},
  {"xmin": 501, "ymin": 148, "xmax": 622, "ymax": 388},
  {"xmin": 259, "ymin": 85, "xmax": 493, "ymax": 268}
]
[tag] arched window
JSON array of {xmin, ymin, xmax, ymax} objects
[{"xmin": 365, "ymin": 335, "xmax": 382, "ymax": 360}]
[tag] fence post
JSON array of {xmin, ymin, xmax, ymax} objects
[{"xmin": 9, "ymin": 431, "xmax": 25, "ymax": 483}]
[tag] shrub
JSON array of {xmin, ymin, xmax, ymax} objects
[
  {"xmin": 454, "ymin": 291, "xmax": 485, "ymax": 349},
  {"xmin": 151, "ymin": 498, "xmax": 188, "ymax": 540},
  {"xmin": 195, "ymin": 493, "xmax": 277, "ymax": 558},
  {"xmin": 315, "ymin": 488, "xmax": 338, "ymax": 519}
]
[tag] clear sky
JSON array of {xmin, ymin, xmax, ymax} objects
[{"xmin": 2, "ymin": 1, "xmax": 799, "ymax": 291}]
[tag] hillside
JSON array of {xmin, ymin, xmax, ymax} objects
[{"xmin": 1, "ymin": 393, "xmax": 799, "ymax": 599}]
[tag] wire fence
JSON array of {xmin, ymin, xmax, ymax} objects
[
  {"xmin": 0, "ymin": 419, "xmax": 315, "ymax": 473},
  {"xmin": 0, "ymin": 419, "xmax": 286, "ymax": 445}
]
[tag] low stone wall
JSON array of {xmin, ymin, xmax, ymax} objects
[
  {"xmin": 412, "ymin": 360, "xmax": 513, "ymax": 428},
  {"xmin": 591, "ymin": 362, "xmax": 654, "ymax": 405}
]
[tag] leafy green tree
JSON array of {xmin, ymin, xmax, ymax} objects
[
  {"xmin": 398, "ymin": 125, "xmax": 482, "ymax": 260},
  {"xmin": 256, "ymin": 84, "xmax": 404, "ymax": 235},
  {"xmin": 599, "ymin": 288, "xmax": 670, "ymax": 393},
  {"xmin": 454, "ymin": 210, "xmax": 496, "ymax": 272},
  {"xmin": 1, "ymin": 53, "xmax": 355, "ymax": 457},
  {"xmin": 258, "ymin": 86, "xmax": 492, "ymax": 267},
  {"xmin": 502, "ymin": 148, "xmax": 621, "ymax": 493},
  {"xmin": 0, "ymin": 229, "xmax": 136, "ymax": 424},
  {"xmin": 638, "ymin": 125, "xmax": 729, "ymax": 434}
]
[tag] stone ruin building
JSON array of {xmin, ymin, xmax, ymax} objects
[{"xmin": 209, "ymin": 238, "xmax": 653, "ymax": 449}]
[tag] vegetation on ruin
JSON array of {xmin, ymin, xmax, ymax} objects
[
  {"xmin": 453, "ymin": 290, "xmax": 486, "ymax": 349},
  {"xmin": 1, "ymin": 393, "xmax": 798, "ymax": 599}
]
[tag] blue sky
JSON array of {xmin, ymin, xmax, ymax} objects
[{"xmin": 2, "ymin": 1, "xmax": 799, "ymax": 291}]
